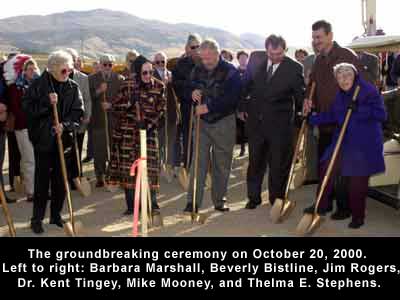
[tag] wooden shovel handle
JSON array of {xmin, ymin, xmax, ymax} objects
[
  {"xmin": 0, "ymin": 185, "xmax": 16, "ymax": 237},
  {"xmin": 284, "ymin": 82, "xmax": 317, "ymax": 198},
  {"xmin": 52, "ymin": 103, "xmax": 75, "ymax": 230},
  {"xmin": 314, "ymin": 86, "xmax": 361, "ymax": 213}
]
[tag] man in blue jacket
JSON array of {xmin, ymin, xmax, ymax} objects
[{"xmin": 184, "ymin": 39, "xmax": 241, "ymax": 213}]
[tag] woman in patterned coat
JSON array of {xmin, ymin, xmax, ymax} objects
[{"xmin": 107, "ymin": 56, "xmax": 166, "ymax": 215}]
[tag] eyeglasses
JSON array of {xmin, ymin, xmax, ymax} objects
[
  {"xmin": 190, "ymin": 45, "xmax": 200, "ymax": 50},
  {"xmin": 141, "ymin": 70, "xmax": 154, "ymax": 76},
  {"xmin": 155, "ymin": 60, "xmax": 165, "ymax": 65},
  {"xmin": 103, "ymin": 63, "xmax": 113, "ymax": 68},
  {"xmin": 61, "ymin": 68, "xmax": 72, "ymax": 75}
]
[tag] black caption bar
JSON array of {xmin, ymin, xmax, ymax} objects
[{"xmin": 0, "ymin": 238, "xmax": 399, "ymax": 296}]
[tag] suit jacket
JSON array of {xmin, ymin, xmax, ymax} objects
[
  {"xmin": 154, "ymin": 69, "xmax": 180, "ymax": 126},
  {"xmin": 88, "ymin": 71, "xmax": 123, "ymax": 130},
  {"xmin": 73, "ymin": 70, "xmax": 92, "ymax": 133},
  {"xmin": 240, "ymin": 55, "xmax": 305, "ymax": 133},
  {"xmin": 358, "ymin": 52, "xmax": 380, "ymax": 85}
]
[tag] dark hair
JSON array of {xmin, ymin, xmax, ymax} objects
[
  {"xmin": 312, "ymin": 20, "xmax": 332, "ymax": 34},
  {"xmin": 295, "ymin": 49, "xmax": 309, "ymax": 57},
  {"xmin": 221, "ymin": 49, "xmax": 234, "ymax": 62},
  {"xmin": 236, "ymin": 50, "xmax": 249, "ymax": 60},
  {"xmin": 265, "ymin": 35, "xmax": 287, "ymax": 51}
]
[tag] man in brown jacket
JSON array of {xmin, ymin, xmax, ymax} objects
[
  {"xmin": 89, "ymin": 55, "xmax": 124, "ymax": 187},
  {"xmin": 303, "ymin": 20, "xmax": 366, "ymax": 220}
]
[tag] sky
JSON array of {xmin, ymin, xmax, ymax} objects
[{"xmin": 0, "ymin": 0, "xmax": 399, "ymax": 47}]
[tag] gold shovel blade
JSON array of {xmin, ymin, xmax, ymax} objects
[
  {"xmin": 178, "ymin": 168, "xmax": 189, "ymax": 191},
  {"xmin": 63, "ymin": 221, "xmax": 83, "ymax": 237},
  {"xmin": 73, "ymin": 178, "xmax": 92, "ymax": 198},
  {"xmin": 280, "ymin": 201, "xmax": 296, "ymax": 222},
  {"xmin": 270, "ymin": 199, "xmax": 284, "ymax": 224},
  {"xmin": 296, "ymin": 213, "xmax": 314, "ymax": 236},
  {"xmin": 191, "ymin": 213, "xmax": 208, "ymax": 225}
]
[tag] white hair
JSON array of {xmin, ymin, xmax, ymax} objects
[
  {"xmin": 154, "ymin": 51, "xmax": 167, "ymax": 61},
  {"xmin": 65, "ymin": 48, "xmax": 79, "ymax": 61},
  {"xmin": 333, "ymin": 63, "xmax": 358, "ymax": 78},
  {"xmin": 47, "ymin": 50, "xmax": 73, "ymax": 74},
  {"xmin": 200, "ymin": 39, "xmax": 221, "ymax": 54}
]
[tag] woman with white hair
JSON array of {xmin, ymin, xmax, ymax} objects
[
  {"xmin": 22, "ymin": 50, "xmax": 84, "ymax": 234},
  {"xmin": 306, "ymin": 62, "xmax": 387, "ymax": 229}
]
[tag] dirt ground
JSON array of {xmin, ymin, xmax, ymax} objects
[{"xmin": 1, "ymin": 145, "xmax": 400, "ymax": 237}]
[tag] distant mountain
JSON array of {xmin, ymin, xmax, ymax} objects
[{"xmin": 0, "ymin": 9, "xmax": 265, "ymax": 59}]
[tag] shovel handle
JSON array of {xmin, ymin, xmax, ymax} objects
[
  {"xmin": 192, "ymin": 101, "xmax": 201, "ymax": 214},
  {"xmin": 284, "ymin": 82, "xmax": 317, "ymax": 198},
  {"xmin": 313, "ymin": 86, "xmax": 361, "ymax": 214},
  {"xmin": 103, "ymin": 93, "xmax": 111, "ymax": 162},
  {"xmin": 0, "ymin": 185, "xmax": 16, "ymax": 237},
  {"xmin": 52, "ymin": 103, "xmax": 75, "ymax": 233},
  {"xmin": 186, "ymin": 105, "xmax": 195, "ymax": 170}
]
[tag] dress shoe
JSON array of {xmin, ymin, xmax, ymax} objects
[
  {"xmin": 31, "ymin": 222, "xmax": 44, "ymax": 234},
  {"xmin": 123, "ymin": 210, "xmax": 134, "ymax": 216},
  {"xmin": 348, "ymin": 220, "xmax": 364, "ymax": 229},
  {"xmin": 331, "ymin": 210, "xmax": 351, "ymax": 221},
  {"xmin": 6, "ymin": 196, "xmax": 17, "ymax": 204},
  {"xmin": 245, "ymin": 201, "xmax": 261, "ymax": 210},
  {"xmin": 183, "ymin": 204, "xmax": 198, "ymax": 214},
  {"xmin": 303, "ymin": 204, "xmax": 332, "ymax": 216},
  {"xmin": 82, "ymin": 157, "xmax": 93, "ymax": 163},
  {"xmin": 215, "ymin": 205, "xmax": 230, "ymax": 212},
  {"xmin": 50, "ymin": 219, "xmax": 65, "ymax": 228},
  {"xmin": 96, "ymin": 181, "xmax": 105, "ymax": 188}
]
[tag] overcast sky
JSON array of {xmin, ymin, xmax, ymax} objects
[{"xmin": 1, "ymin": 0, "xmax": 399, "ymax": 47}]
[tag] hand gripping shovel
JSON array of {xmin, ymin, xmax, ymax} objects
[
  {"xmin": 270, "ymin": 82, "xmax": 316, "ymax": 223},
  {"xmin": 190, "ymin": 105, "xmax": 208, "ymax": 225},
  {"xmin": 72, "ymin": 131, "xmax": 91, "ymax": 197},
  {"xmin": 178, "ymin": 104, "xmax": 194, "ymax": 191},
  {"xmin": 296, "ymin": 86, "xmax": 361, "ymax": 236},
  {"xmin": 0, "ymin": 185, "xmax": 16, "ymax": 237},
  {"xmin": 52, "ymin": 103, "xmax": 83, "ymax": 237}
]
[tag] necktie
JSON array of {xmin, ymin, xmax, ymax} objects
[{"xmin": 266, "ymin": 64, "xmax": 274, "ymax": 82}]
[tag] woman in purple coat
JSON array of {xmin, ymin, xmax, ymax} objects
[{"xmin": 308, "ymin": 63, "xmax": 387, "ymax": 229}]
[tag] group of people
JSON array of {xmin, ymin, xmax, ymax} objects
[{"xmin": 0, "ymin": 19, "xmax": 389, "ymax": 235}]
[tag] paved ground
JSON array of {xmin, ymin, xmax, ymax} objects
[{"xmin": 1, "ymin": 145, "xmax": 400, "ymax": 237}]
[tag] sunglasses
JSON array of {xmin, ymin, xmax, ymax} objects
[
  {"xmin": 155, "ymin": 60, "xmax": 165, "ymax": 65},
  {"xmin": 103, "ymin": 63, "xmax": 113, "ymax": 68},
  {"xmin": 141, "ymin": 70, "xmax": 154, "ymax": 76},
  {"xmin": 190, "ymin": 45, "xmax": 200, "ymax": 50},
  {"xmin": 61, "ymin": 68, "xmax": 72, "ymax": 75}
]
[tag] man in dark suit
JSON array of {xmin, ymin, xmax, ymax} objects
[
  {"xmin": 153, "ymin": 52, "xmax": 180, "ymax": 180},
  {"xmin": 239, "ymin": 35, "xmax": 305, "ymax": 209},
  {"xmin": 357, "ymin": 51, "xmax": 380, "ymax": 86}
]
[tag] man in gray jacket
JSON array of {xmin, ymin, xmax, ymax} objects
[{"xmin": 66, "ymin": 49, "xmax": 92, "ymax": 185}]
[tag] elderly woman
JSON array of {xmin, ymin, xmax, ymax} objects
[
  {"xmin": 7, "ymin": 58, "xmax": 40, "ymax": 202},
  {"xmin": 307, "ymin": 63, "xmax": 386, "ymax": 229},
  {"xmin": 107, "ymin": 56, "xmax": 166, "ymax": 216},
  {"xmin": 23, "ymin": 50, "xmax": 84, "ymax": 234}
]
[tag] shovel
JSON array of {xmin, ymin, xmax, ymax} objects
[
  {"xmin": 0, "ymin": 185, "xmax": 16, "ymax": 237},
  {"xmin": 52, "ymin": 103, "xmax": 83, "ymax": 237},
  {"xmin": 161, "ymin": 91, "xmax": 173, "ymax": 183},
  {"xmin": 270, "ymin": 83, "xmax": 316, "ymax": 223},
  {"xmin": 102, "ymin": 91, "xmax": 115, "ymax": 193},
  {"xmin": 72, "ymin": 131, "xmax": 91, "ymax": 197},
  {"xmin": 190, "ymin": 105, "xmax": 208, "ymax": 224},
  {"xmin": 296, "ymin": 86, "xmax": 361, "ymax": 236},
  {"xmin": 178, "ymin": 104, "xmax": 194, "ymax": 191}
]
